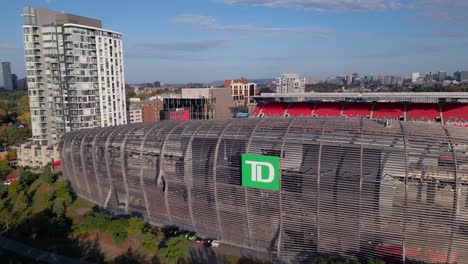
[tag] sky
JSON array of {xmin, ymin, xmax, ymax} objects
[{"xmin": 0, "ymin": 0, "xmax": 467, "ymax": 83}]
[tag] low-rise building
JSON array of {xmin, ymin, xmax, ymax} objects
[
  {"xmin": 142, "ymin": 99, "xmax": 164, "ymax": 122},
  {"xmin": 163, "ymin": 87, "xmax": 235, "ymax": 119},
  {"xmin": 17, "ymin": 143, "xmax": 59, "ymax": 168},
  {"xmin": 128, "ymin": 98, "xmax": 143, "ymax": 123},
  {"xmin": 224, "ymin": 78, "xmax": 257, "ymax": 106}
]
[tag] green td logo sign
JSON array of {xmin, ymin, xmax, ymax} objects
[{"xmin": 241, "ymin": 154, "xmax": 280, "ymax": 191}]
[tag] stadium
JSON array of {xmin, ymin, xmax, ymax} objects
[
  {"xmin": 251, "ymin": 92, "xmax": 468, "ymax": 128},
  {"xmin": 60, "ymin": 113, "xmax": 468, "ymax": 263}
]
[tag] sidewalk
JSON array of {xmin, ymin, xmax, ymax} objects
[{"xmin": 0, "ymin": 236, "xmax": 94, "ymax": 264}]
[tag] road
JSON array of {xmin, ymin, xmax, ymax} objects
[{"xmin": 0, "ymin": 236, "xmax": 94, "ymax": 264}]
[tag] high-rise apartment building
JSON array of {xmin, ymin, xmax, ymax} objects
[
  {"xmin": 460, "ymin": 71, "xmax": 468, "ymax": 82},
  {"xmin": 276, "ymin": 73, "xmax": 305, "ymax": 93},
  {"xmin": 437, "ymin": 71, "xmax": 446, "ymax": 82},
  {"xmin": 411, "ymin": 72, "xmax": 420, "ymax": 83},
  {"xmin": 22, "ymin": 6, "xmax": 126, "ymax": 145},
  {"xmin": 2, "ymin": 62, "xmax": 13, "ymax": 90}
]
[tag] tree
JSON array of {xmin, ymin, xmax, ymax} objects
[
  {"xmin": 7, "ymin": 149, "xmax": 17, "ymax": 161},
  {"xmin": 54, "ymin": 180, "xmax": 73, "ymax": 205},
  {"xmin": 19, "ymin": 167, "xmax": 38, "ymax": 185},
  {"xmin": 159, "ymin": 235, "xmax": 189, "ymax": 264},
  {"xmin": 126, "ymin": 91, "xmax": 136, "ymax": 99},
  {"xmin": 0, "ymin": 184, "xmax": 6, "ymax": 198},
  {"xmin": 18, "ymin": 95, "xmax": 30, "ymax": 116},
  {"xmin": 0, "ymin": 160, "xmax": 11, "ymax": 181},
  {"xmin": 126, "ymin": 217, "xmax": 144, "ymax": 237},
  {"xmin": 8, "ymin": 181, "xmax": 23, "ymax": 199},
  {"xmin": 141, "ymin": 229, "xmax": 164, "ymax": 253},
  {"xmin": 52, "ymin": 199, "xmax": 66, "ymax": 218},
  {"xmin": 109, "ymin": 219, "xmax": 129, "ymax": 245},
  {"xmin": 41, "ymin": 164, "xmax": 56, "ymax": 184}
]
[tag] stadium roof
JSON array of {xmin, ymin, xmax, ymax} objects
[{"xmin": 254, "ymin": 92, "xmax": 468, "ymax": 103}]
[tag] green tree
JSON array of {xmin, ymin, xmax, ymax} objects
[
  {"xmin": 41, "ymin": 164, "xmax": 56, "ymax": 184},
  {"xmin": 8, "ymin": 181, "xmax": 24, "ymax": 199},
  {"xmin": 159, "ymin": 235, "xmax": 189, "ymax": 264},
  {"xmin": 0, "ymin": 184, "xmax": 7, "ymax": 198},
  {"xmin": 141, "ymin": 229, "xmax": 164, "ymax": 253},
  {"xmin": 52, "ymin": 199, "xmax": 66, "ymax": 218},
  {"xmin": 75, "ymin": 212, "xmax": 111, "ymax": 235},
  {"xmin": 0, "ymin": 160, "xmax": 11, "ymax": 181},
  {"xmin": 18, "ymin": 95, "xmax": 30, "ymax": 116},
  {"xmin": 19, "ymin": 168, "xmax": 38, "ymax": 185},
  {"xmin": 126, "ymin": 217, "xmax": 145, "ymax": 237},
  {"xmin": 54, "ymin": 180, "xmax": 73, "ymax": 205},
  {"xmin": 0, "ymin": 209, "xmax": 15, "ymax": 231},
  {"xmin": 109, "ymin": 219, "xmax": 129, "ymax": 245}
]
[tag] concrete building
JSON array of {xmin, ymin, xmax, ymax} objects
[
  {"xmin": 276, "ymin": 73, "xmax": 305, "ymax": 93},
  {"xmin": 225, "ymin": 78, "xmax": 257, "ymax": 106},
  {"xmin": 411, "ymin": 72, "xmax": 420, "ymax": 83},
  {"xmin": 127, "ymin": 98, "xmax": 142, "ymax": 123},
  {"xmin": 17, "ymin": 143, "xmax": 60, "ymax": 168},
  {"xmin": 142, "ymin": 99, "xmax": 164, "ymax": 122},
  {"xmin": 163, "ymin": 88, "xmax": 235, "ymax": 120},
  {"xmin": 2, "ymin": 62, "xmax": 13, "ymax": 90},
  {"xmin": 425, "ymin": 72, "xmax": 433, "ymax": 83},
  {"xmin": 22, "ymin": 6, "xmax": 126, "ymax": 145},
  {"xmin": 437, "ymin": 71, "xmax": 446, "ymax": 82},
  {"xmin": 460, "ymin": 71, "xmax": 468, "ymax": 82},
  {"xmin": 12, "ymin": 74, "xmax": 18, "ymax": 90}
]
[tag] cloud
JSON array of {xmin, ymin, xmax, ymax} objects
[
  {"xmin": 415, "ymin": 0, "xmax": 468, "ymax": 25},
  {"xmin": 126, "ymin": 39, "xmax": 228, "ymax": 60},
  {"xmin": 171, "ymin": 14, "xmax": 333, "ymax": 39},
  {"xmin": 0, "ymin": 44, "xmax": 21, "ymax": 50},
  {"xmin": 216, "ymin": 0, "xmax": 404, "ymax": 12}
]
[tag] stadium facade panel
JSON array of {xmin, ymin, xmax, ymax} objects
[{"xmin": 60, "ymin": 117, "xmax": 468, "ymax": 263}]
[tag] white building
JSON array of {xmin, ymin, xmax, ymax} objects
[
  {"xmin": 276, "ymin": 73, "xmax": 305, "ymax": 93},
  {"xmin": 128, "ymin": 98, "xmax": 142, "ymax": 123},
  {"xmin": 22, "ymin": 6, "xmax": 127, "ymax": 145},
  {"xmin": 411, "ymin": 72, "xmax": 421, "ymax": 83},
  {"xmin": 225, "ymin": 79, "xmax": 257, "ymax": 106},
  {"xmin": 16, "ymin": 144, "xmax": 60, "ymax": 168}
]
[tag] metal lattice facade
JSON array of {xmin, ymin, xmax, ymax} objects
[{"xmin": 59, "ymin": 117, "xmax": 468, "ymax": 263}]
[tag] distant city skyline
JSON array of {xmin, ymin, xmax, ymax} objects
[{"xmin": 0, "ymin": 0, "xmax": 467, "ymax": 83}]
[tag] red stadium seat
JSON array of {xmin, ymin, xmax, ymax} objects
[
  {"xmin": 261, "ymin": 102, "xmax": 290, "ymax": 116},
  {"xmin": 313, "ymin": 102, "xmax": 342, "ymax": 117},
  {"xmin": 342, "ymin": 103, "xmax": 372, "ymax": 118},
  {"xmin": 442, "ymin": 103, "xmax": 468, "ymax": 124},
  {"xmin": 285, "ymin": 102, "xmax": 314, "ymax": 117},
  {"xmin": 251, "ymin": 102, "xmax": 265, "ymax": 117},
  {"xmin": 406, "ymin": 103, "xmax": 441, "ymax": 123},
  {"xmin": 373, "ymin": 103, "xmax": 404, "ymax": 120}
]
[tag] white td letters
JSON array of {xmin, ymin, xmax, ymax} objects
[{"xmin": 245, "ymin": 160, "xmax": 275, "ymax": 183}]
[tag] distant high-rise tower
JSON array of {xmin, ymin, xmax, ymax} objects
[
  {"xmin": 1, "ymin": 62, "xmax": 13, "ymax": 90},
  {"xmin": 411, "ymin": 72, "xmax": 420, "ymax": 83},
  {"xmin": 276, "ymin": 73, "xmax": 305, "ymax": 93},
  {"xmin": 437, "ymin": 71, "xmax": 446, "ymax": 82},
  {"xmin": 22, "ymin": 6, "xmax": 127, "ymax": 145}
]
